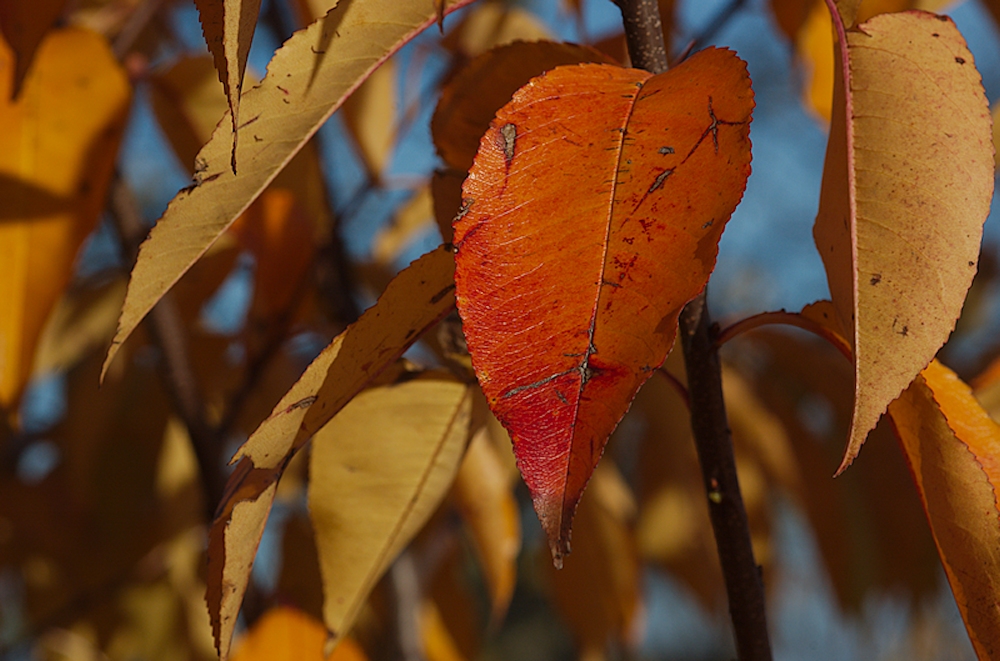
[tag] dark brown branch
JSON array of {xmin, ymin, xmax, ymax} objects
[
  {"xmin": 678, "ymin": 295, "xmax": 771, "ymax": 661},
  {"xmin": 614, "ymin": 1, "xmax": 772, "ymax": 659},
  {"xmin": 108, "ymin": 174, "xmax": 226, "ymax": 519}
]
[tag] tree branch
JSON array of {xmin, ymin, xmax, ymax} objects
[
  {"xmin": 108, "ymin": 173, "xmax": 226, "ymax": 519},
  {"xmin": 613, "ymin": 2, "xmax": 772, "ymax": 659}
]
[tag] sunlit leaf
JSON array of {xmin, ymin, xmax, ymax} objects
[
  {"xmin": 310, "ymin": 371, "xmax": 473, "ymax": 653},
  {"xmin": 206, "ymin": 246, "xmax": 456, "ymax": 660},
  {"xmin": 104, "ymin": 0, "xmax": 477, "ymax": 378},
  {"xmin": 454, "ymin": 49, "xmax": 753, "ymax": 562},
  {"xmin": 814, "ymin": 6, "xmax": 993, "ymax": 471},
  {"xmin": 149, "ymin": 55, "xmax": 330, "ymax": 326},
  {"xmin": 0, "ymin": 27, "xmax": 129, "ymax": 413},
  {"xmin": 793, "ymin": 0, "xmax": 912, "ymax": 121},
  {"xmin": 193, "ymin": 0, "xmax": 262, "ymax": 170},
  {"xmin": 888, "ymin": 360, "xmax": 1000, "ymax": 658}
]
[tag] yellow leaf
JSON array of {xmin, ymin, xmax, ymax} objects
[
  {"xmin": 310, "ymin": 372, "xmax": 473, "ymax": 653},
  {"xmin": 813, "ymin": 8, "xmax": 993, "ymax": 472},
  {"xmin": 0, "ymin": 0, "xmax": 67, "ymax": 98},
  {"xmin": 104, "ymin": 0, "xmax": 476, "ymax": 378},
  {"xmin": 341, "ymin": 59, "xmax": 398, "ymax": 182},
  {"xmin": 148, "ymin": 55, "xmax": 232, "ymax": 173},
  {"xmin": 148, "ymin": 55, "xmax": 330, "ymax": 323},
  {"xmin": 193, "ymin": 0, "xmax": 262, "ymax": 170},
  {"xmin": 0, "ymin": 27, "xmax": 129, "ymax": 414},
  {"xmin": 451, "ymin": 426, "xmax": 520, "ymax": 621},
  {"xmin": 230, "ymin": 606, "xmax": 368, "ymax": 661},
  {"xmin": 206, "ymin": 246, "xmax": 456, "ymax": 660},
  {"xmin": 440, "ymin": 0, "xmax": 550, "ymax": 57},
  {"xmin": 888, "ymin": 360, "xmax": 1000, "ymax": 659}
]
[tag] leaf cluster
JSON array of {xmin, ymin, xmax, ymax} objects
[{"xmin": 1, "ymin": 0, "xmax": 1000, "ymax": 660}]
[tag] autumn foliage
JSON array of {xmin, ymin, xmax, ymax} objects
[{"xmin": 2, "ymin": 0, "xmax": 1000, "ymax": 659}]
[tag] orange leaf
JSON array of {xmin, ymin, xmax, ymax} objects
[
  {"xmin": 230, "ymin": 606, "xmax": 368, "ymax": 661},
  {"xmin": 431, "ymin": 40, "xmax": 615, "ymax": 172},
  {"xmin": 453, "ymin": 50, "xmax": 753, "ymax": 563},
  {"xmin": 814, "ymin": 6, "xmax": 993, "ymax": 472},
  {"xmin": 888, "ymin": 360, "xmax": 1000, "ymax": 658}
]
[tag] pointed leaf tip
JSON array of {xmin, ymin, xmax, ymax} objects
[{"xmin": 454, "ymin": 49, "xmax": 753, "ymax": 555}]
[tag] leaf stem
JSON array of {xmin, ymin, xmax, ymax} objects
[
  {"xmin": 716, "ymin": 310, "xmax": 852, "ymax": 360},
  {"xmin": 614, "ymin": 1, "xmax": 773, "ymax": 658}
]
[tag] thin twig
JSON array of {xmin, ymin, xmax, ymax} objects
[
  {"xmin": 672, "ymin": 0, "xmax": 747, "ymax": 62},
  {"xmin": 614, "ymin": 1, "xmax": 772, "ymax": 658},
  {"xmin": 390, "ymin": 550, "xmax": 425, "ymax": 661},
  {"xmin": 107, "ymin": 173, "xmax": 225, "ymax": 519},
  {"xmin": 112, "ymin": 0, "xmax": 166, "ymax": 59},
  {"xmin": 656, "ymin": 367, "xmax": 691, "ymax": 408}
]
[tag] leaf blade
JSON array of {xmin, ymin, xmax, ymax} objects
[
  {"xmin": 454, "ymin": 49, "xmax": 753, "ymax": 562},
  {"xmin": 888, "ymin": 360, "xmax": 1000, "ymax": 659},
  {"xmin": 103, "ymin": 0, "xmax": 476, "ymax": 379},
  {"xmin": 206, "ymin": 246, "xmax": 456, "ymax": 660},
  {"xmin": 814, "ymin": 8, "xmax": 994, "ymax": 471},
  {"xmin": 309, "ymin": 373, "xmax": 472, "ymax": 650}
]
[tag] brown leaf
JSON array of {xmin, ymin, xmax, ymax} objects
[
  {"xmin": 548, "ymin": 462, "xmax": 641, "ymax": 654},
  {"xmin": 0, "ymin": 0, "xmax": 68, "ymax": 98}
]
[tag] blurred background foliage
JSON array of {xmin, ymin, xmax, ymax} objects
[{"xmin": 3, "ymin": 0, "xmax": 1000, "ymax": 659}]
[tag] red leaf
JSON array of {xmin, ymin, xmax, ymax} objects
[{"xmin": 453, "ymin": 49, "xmax": 754, "ymax": 563}]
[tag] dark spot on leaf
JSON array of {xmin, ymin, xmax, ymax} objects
[
  {"xmin": 932, "ymin": 33, "xmax": 940, "ymax": 37},
  {"xmin": 658, "ymin": 146, "xmax": 674, "ymax": 155},
  {"xmin": 956, "ymin": 57, "xmax": 966, "ymax": 64},
  {"xmin": 500, "ymin": 123, "xmax": 516, "ymax": 164},
  {"xmin": 969, "ymin": 261, "xmax": 975, "ymax": 267},
  {"xmin": 429, "ymin": 283, "xmax": 456, "ymax": 304},
  {"xmin": 870, "ymin": 273, "xmax": 881, "ymax": 285}
]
